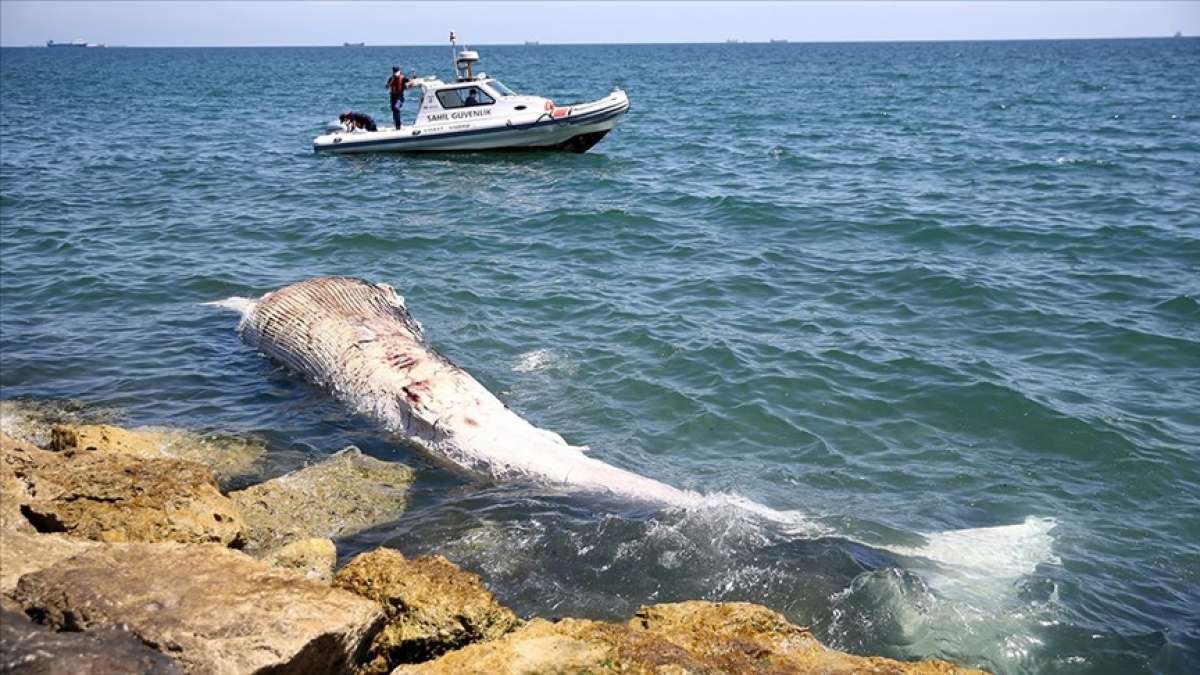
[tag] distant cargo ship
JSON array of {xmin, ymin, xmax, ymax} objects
[
  {"xmin": 769, "ymin": 38, "xmax": 788, "ymax": 44},
  {"xmin": 47, "ymin": 39, "xmax": 98, "ymax": 48},
  {"xmin": 343, "ymin": 42, "xmax": 365, "ymax": 47},
  {"xmin": 524, "ymin": 41, "xmax": 540, "ymax": 45},
  {"xmin": 726, "ymin": 39, "xmax": 741, "ymax": 44}
]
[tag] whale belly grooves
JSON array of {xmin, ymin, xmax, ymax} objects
[{"xmin": 234, "ymin": 277, "xmax": 699, "ymax": 507}]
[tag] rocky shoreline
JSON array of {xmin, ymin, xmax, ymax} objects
[{"xmin": 0, "ymin": 402, "xmax": 985, "ymax": 674}]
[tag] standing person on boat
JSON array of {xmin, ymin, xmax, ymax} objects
[{"xmin": 386, "ymin": 66, "xmax": 409, "ymax": 128}]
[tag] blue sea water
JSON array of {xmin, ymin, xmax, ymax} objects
[{"xmin": 1, "ymin": 38, "xmax": 1198, "ymax": 673}]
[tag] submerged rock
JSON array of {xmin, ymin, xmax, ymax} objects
[
  {"xmin": 394, "ymin": 601, "xmax": 987, "ymax": 674},
  {"xmin": 333, "ymin": 548, "xmax": 520, "ymax": 672},
  {"xmin": 1, "ymin": 607, "xmax": 183, "ymax": 674},
  {"xmin": 0, "ymin": 529, "xmax": 100, "ymax": 593},
  {"xmin": 11, "ymin": 543, "xmax": 384, "ymax": 674},
  {"xmin": 261, "ymin": 537, "xmax": 338, "ymax": 583},
  {"xmin": 229, "ymin": 446, "xmax": 414, "ymax": 552},
  {"xmin": 0, "ymin": 399, "xmax": 265, "ymax": 483},
  {"xmin": 48, "ymin": 423, "xmax": 265, "ymax": 483},
  {"xmin": 0, "ymin": 399, "xmax": 110, "ymax": 448},
  {"xmin": 3, "ymin": 431, "xmax": 245, "ymax": 545}
]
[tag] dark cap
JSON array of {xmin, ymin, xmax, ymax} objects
[{"xmin": 392, "ymin": 65, "xmax": 400, "ymax": 72}]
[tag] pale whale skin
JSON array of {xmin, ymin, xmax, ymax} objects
[{"xmin": 229, "ymin": 277, "xmax": 700, "ymax": 507}]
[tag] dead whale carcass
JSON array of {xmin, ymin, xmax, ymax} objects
[{"xmin": 215, "ymin": 277, "xmax": 699, "ymax": 507}]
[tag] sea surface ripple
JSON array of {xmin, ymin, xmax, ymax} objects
[{"xmin": 1, "ymin": 38, "xmax": 1198, "ymax": 674}]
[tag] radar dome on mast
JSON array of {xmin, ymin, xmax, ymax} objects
[{"xmin": 449, "ymin": 31, "xmax": 481, "ymax": 81}]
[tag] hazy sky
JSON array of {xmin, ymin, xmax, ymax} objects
[{"xmin": 2, "ymin": 1, "xmax": 1198, "ymax": 47}]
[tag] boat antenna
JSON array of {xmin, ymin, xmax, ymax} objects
[{"xmin": 449, "ymin": 30, "xmax": 457, "ymax": 75}]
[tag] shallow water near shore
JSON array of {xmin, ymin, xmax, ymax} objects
[{"xmin": 2, "ymin": 38, "xmax": 1199, "ymax": 673}]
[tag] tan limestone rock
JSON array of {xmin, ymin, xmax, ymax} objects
[
  {"xmin": 229, "ymin": 446, "xmax": 414, "ymax": 553},
  {"xmin": 1, "ymin": 432, "xmax": 73, "ymax": 533},
  {"xmin": 1, "ymin": 605, "xmax": 184, "ymax": 674},
  {"xmin": 333, "ymin": 548, "xmax": 520, "ymax": 671},
  {"xmin": 1, "ymin": 467, "xmax": 33, "ymax": 532},
  {"xmin": 10, "ymin": 542, "xmax": 384, "ymax": 675},
  {"xmin": 48, "ymin": 423, "xmax": 265, "ymax": 483},
  {"xmin": 11, "ymin": 441, "xmax": 244, "ymax": 546},
  {"xmin": 261, "ymin": 537, "xmax": 338, "ymax": 583},
  {"xmin": 394, "ymin": 601, "xmax": 988, "ymax": 675},
  {"xmin": 1, "ymin": 433, "xmax": 37, "ymax": 532},
  {"xmin": 0, "ymin": 529, "xmax": 100, "ymax": 593}
]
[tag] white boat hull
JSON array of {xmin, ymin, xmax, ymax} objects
[{"xmin": 315, "ymin": 90, "xmax": 629, "ymax": 155}]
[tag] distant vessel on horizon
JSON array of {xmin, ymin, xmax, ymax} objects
[
  {"xmin": 343, "ymin": 42, "xmax": 365, "ymax": 47},
  {"xmin": 769, "ymin": 38, "xmax": 788, "ymax": 44},
  {"xmin": 726, "ymin": 39, "xmax": 741, "ymax": 44},
  {"xmin": 524, "ymin": 41, "xmax": 540, "ymax": 45},
  {"xmin": 1174, "ymin": 31, "xmax": 1183, "ymax": 38},
  {"xmin": 47, "ymin": 39, "xmax": 102, "ymax": 48}
]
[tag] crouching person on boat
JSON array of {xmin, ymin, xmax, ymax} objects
[{"xmin": 339, "ymin": 111, "xmax": 377, "ymax": 132}]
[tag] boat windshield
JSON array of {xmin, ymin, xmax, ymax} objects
[{"xmin": 486, "ymin": 80, "xmax": 517, "ymax": 97}]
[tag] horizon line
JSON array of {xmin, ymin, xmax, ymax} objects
[{"xmin": 5, "ymin": 33, "xmax": 1192, "ymax": 49}]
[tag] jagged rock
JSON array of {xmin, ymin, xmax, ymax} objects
[
  {"xmin": 2, "ymin": 594, "xmax": 24, "ymax": 614},
  {"xmin": 1, "ymin": 468, "xmax": 33, "ymax": 532},
  {"xmin": 334, "ymin": 548, "xmax": 520, "ymax": 672},
  {"xmin": 261, "ymin": 537, "xmax": 338, "ymax": 583},
  {"xmin": 393, "ymin": 601, "xmax": 987, "ymax": 675},
  {"xmin": 11, "ymin": 543, "xmax": 384, "ymax": 674},
  {"xmin": 1, "ymin": 606, "xmax": 183, "ymax": 674},
  {"xmin": 229, "ymin": 447, "xmax": 414, "ymax": 552},
  {"xmin": 1, "ymin": 434, "xmax": 37, "ymax": 532},
  {"xmin": 0, "ymin": 529, "xmax": 100, "ymax": 593},
  {"xmin": 4, "ymin": 433, "xmax": 245, "ymax": 545},
  {"xmin": 47, "ymin": 423, "xmax": 265, "ymax": 483}
]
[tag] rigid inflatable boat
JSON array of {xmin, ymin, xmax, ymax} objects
[{"xmin": 314, "ymin": 33, "xmax": 630, "ymax": 154}]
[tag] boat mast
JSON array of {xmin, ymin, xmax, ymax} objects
[{"xmin": 448, "ymin": 30, "xmax": 480, "ymax": 82}]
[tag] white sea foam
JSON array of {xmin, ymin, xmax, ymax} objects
[
  {"xmin": 680, "ymin": 490, "xmax": 1058, "ymax": 585},
  {"xmin": 1054, "ymin": 156, "xmax": 1111, "ymax": 168},
  {"xmin": 679, "ymin": 492, "xmax": 832, "ymax": 538},
  {"xmin": 672, "ymin": 488, "xmax": 1059, "ymax": 590},
  {"xmin": 513, "ymin": 348, "xmax": 574, "ymax": 374},
  {"xmin": 0, "ymin": 401, "xmax": 41, "ymax": 444}
]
